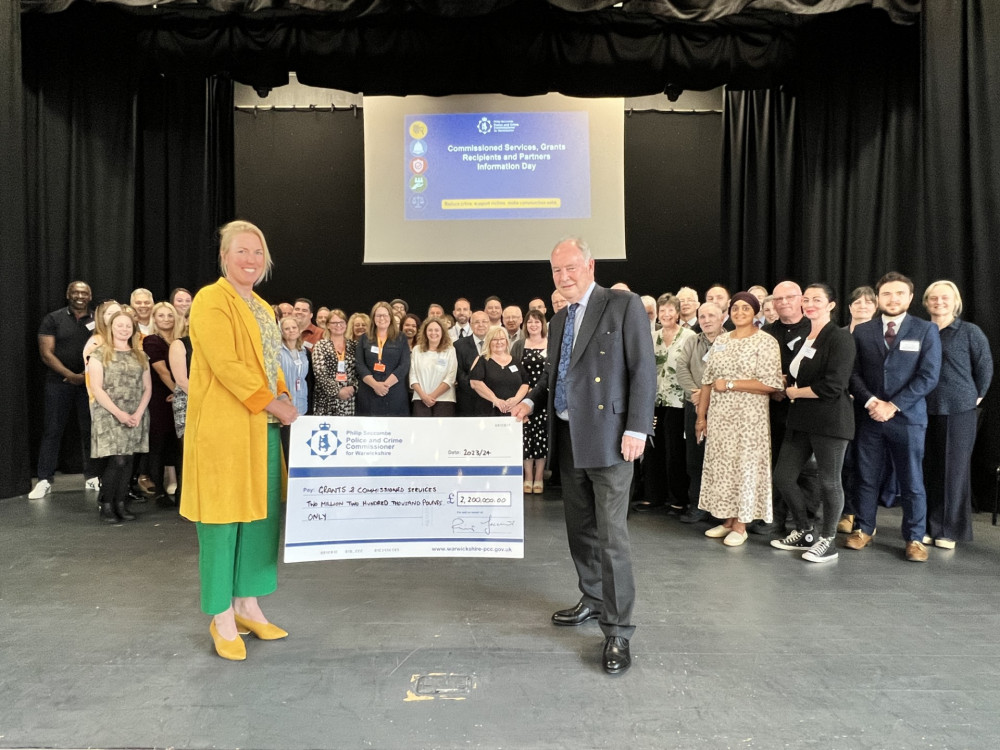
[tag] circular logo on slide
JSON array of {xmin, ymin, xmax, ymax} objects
[
  {"xmin": 408, "ymin": 175, "xmax": 428, "ymax": 193},
  {"xmin": 409, "ymin": 121, "xmax": 428, "ymax": 139},
  {"xmin": 410, "ymin": 196, "xmax": 426, "ymax": 210},
  {"xmin": 409, "ymin": 140, "xmax": 427, "ymax": 156},
  {"xmin": 477, "ymin": 117, "xmax": 492, "ymax": 134},
  {"xmin": 410, "ymin": 157, "xmax": 427, "ymax": 175}
]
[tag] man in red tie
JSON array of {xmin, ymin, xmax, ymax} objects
[{"xmin": 847, "ymin": 272, "xmax": 942, "ymax": 561}]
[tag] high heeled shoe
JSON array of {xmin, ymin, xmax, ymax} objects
[
  {"xmin": 210, "ymin": 620, "xmax": 247, "ymax": 660},
  {"xmin": 233, "ymin": 613, "xmax": 288, "ymax": 640}
]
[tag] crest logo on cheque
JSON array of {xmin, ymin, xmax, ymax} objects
[{"xmin": 307, "ymin": 422, "xmax": 341, "ymax": 460}]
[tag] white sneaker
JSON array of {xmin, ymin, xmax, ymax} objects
[
  {"xmin": 85, "ymin": 477, "xmax": 101, "ymax": 491},
  {"xmin": 165, "ymin": 482, "xmax": 178, "ymax": 495},
  {"xmin": 28, "ymin": 479, "xmax": 52, "ymax": 499}
]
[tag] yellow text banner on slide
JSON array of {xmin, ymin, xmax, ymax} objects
[
  {"xmin": 284, "ymin": 416, "xmax": 524, "ymax": 562},
  {"xmin": 441, "ymin": 198, "xmax": 561, "ymax": 209}
]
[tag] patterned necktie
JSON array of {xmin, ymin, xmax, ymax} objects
[
  {"xmin": 885, "ymin": 321, "xmax": 896, "ymax": 349},
  {"xmin": 554, "ymin": 303, "xmax": 579, "ymax": 413}
]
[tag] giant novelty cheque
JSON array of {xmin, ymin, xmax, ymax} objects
[{"xmin": 284, "ymin": 417, "xmax": 524, "ymax": 562}]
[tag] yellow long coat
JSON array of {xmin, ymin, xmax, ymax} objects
[{"xmin": 179, "ymin": 278, "xmax": 289, "ymax": 524}]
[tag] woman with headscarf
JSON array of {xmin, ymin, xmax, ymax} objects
[{"xmin": 695, "ymin": 292, "xmax": 784, "ymax": 547}]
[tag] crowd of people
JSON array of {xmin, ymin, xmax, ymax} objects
[{"xmin": 26, "ymin": 223, "xmax": 993, "ymax": 665}]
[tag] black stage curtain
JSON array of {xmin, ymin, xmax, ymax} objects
[
  {"xmin": 5, "ymin": 7, "xmax": 234, "ymax": 498},
  {"xmin": 723, "ymin": 6, "xmax": 1000, "ymax": 507},
  {"xmin": 0, "ymin": 2, "xmax": 30, "ymax": 499}
]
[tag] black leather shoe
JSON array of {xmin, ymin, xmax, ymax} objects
[
  {"xmin": 746, "ymin": 520, "xmax": 780, "ymax": 536},
  {"xmin": 631, "ymin": 500, "xmax": 662, "ymax": 513},
  {"xmin": 679, "ymin": 507, "xmax": 710, "ymax": 524},
  {"xmin": 552, "ymin": 602, "xmax": 601, "ymax": 626},
  {"xmin": 603, "ymin": 636, "xmax": 631, "ymax": 674}
]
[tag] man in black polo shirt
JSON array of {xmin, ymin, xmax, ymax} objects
[{"xmin": 28, "ymin": 281, "xmax": 99, "ymax": 499}]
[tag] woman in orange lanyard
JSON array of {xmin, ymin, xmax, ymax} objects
[{"xmin": 356, "ymin": 300, "xmax": 411, "ymax": 416}]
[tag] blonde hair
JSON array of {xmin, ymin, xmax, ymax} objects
[
  {"xmin": 322, "ymin": 308, "xmax": 349, "ymax": 341},
  {"xmin": 480, "ymin": 326, "xmax": 510, "ymax": 361},
  {"xmin": 150, "ymin": 301, "xmax": 181, "ymax": 344},
  {"xmin": 415, "ymin": 317, "xmax": 453, "ymax": 353},
  {"xmin": 92, "ymin": 300, "xmax": 122, "ymax": 349},
  {"xmin": 347, "ymin": 312, "xmax": 370, "ymax": 342},
  {"xmin": 99, "ymin": 312, "xmax": 148, "ymax": 369},
  {"xmin": 218, "ymin": 220, "xmax": 273, "ymax": 284},
  {"xmin": 923, "ymin": 279, "xmax": 963, "ymax": 317},
  {"xmin": 280, "ymin": 316, "xmax": 304, "ymax": 350}
]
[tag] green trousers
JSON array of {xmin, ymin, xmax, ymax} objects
[{"xmin": 196, "ymin": 424, "xmax": 282, "ymax": 615}]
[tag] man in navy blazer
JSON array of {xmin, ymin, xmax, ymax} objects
[
  {"xmin": 848, "ymin": 272, "xmax": 941, "ymax": 561},
  {"xmin": 512, "ymin": 237, "xmax": 656, "ymax": 674}
]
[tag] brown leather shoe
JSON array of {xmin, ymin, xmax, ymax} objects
[
  {"xmin": 905, "ymin": 540, "xmax": 929, "ymax": 562},
  {"xmin": 836, "ymin": 514, "xmax": 854, "ymax": 534},
  {"xmin": 845, "ymin": 529, "xmax": 875, "ymax": 550}
]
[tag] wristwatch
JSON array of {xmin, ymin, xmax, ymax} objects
[{"xmin": 725, "ymin": 380, "xmax": 735, "ymax": 391}]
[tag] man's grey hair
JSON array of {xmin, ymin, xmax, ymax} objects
[{"xmin": 555, "ymin": 236, "xmax": 592, "ymax": 261}]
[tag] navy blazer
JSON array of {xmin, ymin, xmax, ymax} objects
[
  {"xmin": 528, "ymin": 285, "xmax": 656, "ymax": 468},
  {"xmin": 849, "ymin": 315, "xmax": 942, "ymax": 426},
  {"xmin": 786, "ymin": 322, "xmax": 855, "ymax": 440}
]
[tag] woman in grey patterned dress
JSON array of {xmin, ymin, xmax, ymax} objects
[{"xmin": 88, "ymin": 311, "xmax": 152, "ymax": 524}]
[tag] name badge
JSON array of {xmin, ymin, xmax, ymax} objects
[
  {"xmin": 371, "ymin": 345, "xmax": 380, "ymax": 354},
  {"xmin": 508, "ymin": 365, "xmax": 519, "ymax": 373},
  {"xmin": 295, "ymin": 377, "xmax": 302, "ymax": 391},
  {"xmin": 803, "ymin": 348, "xmax": 816, "ymax": 359},
  {"xmin": 900, "ymin": 339, "xmax": 921, "ymax": 352},
  {"xmin": 303, "ymin": 341, "xmax": 313, "ymax": 350},
  {"xmin": 337, "ymin": 360, "xmax": 346, "ymax": 373},
  {"xmin": 335, "ymin": 372, "xmax": 348, "ymax": 382},
  {"xmin": 713, "ymin": 343, "xmax": 726, "ymax": 352},
  {"xmin": 85, "ymin": 321, "xmax": 96, "ymax": 331},
  {"xmin": 438, "ymin": 357, "xmax": 447, "ymax": 367},
  {"xmin": 787, "ymin": 336, "xmax": 801, "ymax": 351},
  {"xmin": 702, "ymin": 351, "xmax": 711, "ymax": 362},
  {"xmin": 373, "ymin": 362, "xmax": 386, "ymax": 373}
]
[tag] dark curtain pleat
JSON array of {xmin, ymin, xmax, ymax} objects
[
  {"xmin": 722, "ymin": 14, "xmax": 920, "ymax": 295},
  {"xmin": 6, "ymin": 6, "xmax": 235, "ymax": 497},
  {"xmin": 0, "ymin": 2, "xmax": 30, "ymax": 498},
  {"xmin": 922, "ymin": 1, "xmax": 1000, "ymax": 507},
  {"xmin": 135, "ymin": 74, "xmax": 235, "ymax": 298},
  {"xmin": 721, "ymin": 89, "xmax": 799, "ymax": 287},
  {"xmin": 20, "ymin": 7, "xmax": 138, "ymax": 481}
]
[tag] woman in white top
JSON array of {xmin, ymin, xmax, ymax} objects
[{"xmin": 409, "ymin": 318, "xmax": 458, "ymax": 417}]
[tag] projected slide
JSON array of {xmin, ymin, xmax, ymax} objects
[
  {"xmin": 403, "ymin": 112, "xmax": 591, "ymax": 221},
  {"xmin": 364, "ymin": 94, "xmax": 625, "ymax": 264}
]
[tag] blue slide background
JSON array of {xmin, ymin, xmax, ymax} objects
[{"xmin": 404, "ymin": 111, "xmax": 591, "ymax": 221}]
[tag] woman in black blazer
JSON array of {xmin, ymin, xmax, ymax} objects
[{"xmin": 770, "ymin": 283, "xmax": 856, "ymax": 563}]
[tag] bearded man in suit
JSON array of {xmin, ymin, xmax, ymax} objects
[{"xmin": 512, "ymin": 237, "xmax": 655, "ymax": 675}]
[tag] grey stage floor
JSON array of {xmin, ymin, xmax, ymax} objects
[{"xmin": 2, "ymin": 475, "xmax": 999, "ymax": 750}]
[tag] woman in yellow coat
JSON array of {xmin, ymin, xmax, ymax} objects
[{"xmin": 180, "ymin": 220, "xmax": 299, "ymax": 661}]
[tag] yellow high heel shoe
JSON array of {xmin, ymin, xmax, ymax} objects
[
  {"xmin": 210, "ymin": 620, "xmax": 247, "ymax": 661},
  {"xmin": 234, "ymin": 613, "xmax": 289, "ymax": 640}
]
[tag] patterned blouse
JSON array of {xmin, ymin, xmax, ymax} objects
[
  {"xmin": 653, "ymin": 325, "xmax": 695, "ymax": 408},
  {"xmin": 247, "ymin": 296, "xmax": 282, "ymax": 423}
]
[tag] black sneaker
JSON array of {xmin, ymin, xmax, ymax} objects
[
  {"xmin": 802, "ymin": 536, "xmax": 839, "ymax": 563},
  {"xmin": 770, "ymin": 528, "xmax": 816, "ymax": 551}
]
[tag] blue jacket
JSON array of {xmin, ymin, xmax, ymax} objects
[{"xmin": 849, "ymin": 314, "xmax": 941, "ymax": 426}]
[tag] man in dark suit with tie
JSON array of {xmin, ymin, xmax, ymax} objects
[
  {"xmin": 454, "ymin": 310, "xmax": 490, "ymax": 415},
  {"xmin": 848, "ymin": 271, "xmax": 941, "ymax": 561},
  {"xmin": 512, "ymin": 237, "xmax": 655, "ymax": 674}
]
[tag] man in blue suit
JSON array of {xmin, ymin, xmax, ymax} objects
[
  {"xmin": 512, "ymin": 237, "xmax": 655, "ymax": 674},
  {"xmin": 847, "ymin": 272, "xmax": 941, "ymax": 561}
]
